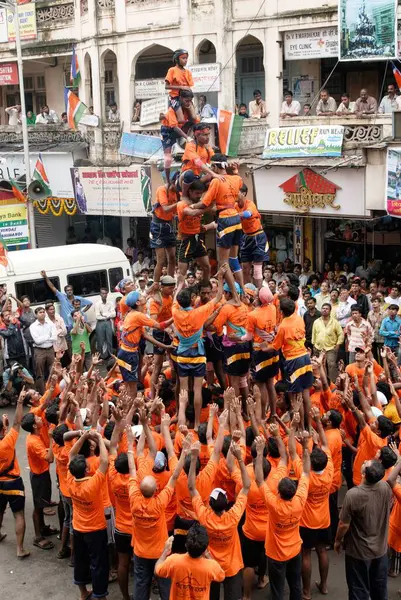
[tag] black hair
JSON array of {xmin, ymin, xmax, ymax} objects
[
  {"xmin": 209, "ymin": 490, "xmax": 228, "ymax": 513},
  {"xmin": 280, "ymin": 297, "xmax": 296, "ymax": 317},
  {"xmin": 245, "ymin": 426, "xmax": 255, "ymax": 448},
  {"xmin": 185, "ymin": 404, "xmax": 195, "ymax": 426},
  {"xmin": 307, "ymin": 297, "xmax": 317, "ymax": 304},
  {"xmin": 379, "ymin": 446, "xmax": 397, "ymax": 469},
  {"xmin": 52, "ymin": 423, "xmax": 68, "ymax": 447},
  {"xmin": 284, "ymin": 90, "xmax": 293, "ymax": 97},
  {"xmin": 115, "ymin": 452, "xmax": 129, "ymax": 474},
  {"xmin": 328, "ymin": 409, "xmax": 342, "ymax": 428},
  {"xmin": 239, "ymin": 103, "xmax": 247, "ymax": 108},
  {"xmin": 377, "ymin": 415, "xmax": 394, "ymax": 438},
  {"xmin": 261, "ymin": 457, "xmax": 271, "ymax": 480},
  {"xmin": 211, "ymin": 153, "xmax": 228, "ymax": 165},
  {"xmin": 222, "ymin": 435, "xmax": 232, "ymax": 458},
  {"xmin": 286, "ymin": 273, "xmax": 300, "ymax": 287},
  {"xmin": 364, "ymin": 459, "xmax": 385, "ymax": 484},
  {"xmin": 45, "ymin": 404, "xmax": 59, "ymax": 426},
  {"xmin": 341, "ymin": 92, "xmax": 350, "ymax": 98},
  {"xmin": 184, "ymin": 453, "xmax": 200, "ymax": 476},
  {"xmin": 180, "ymin": 89, "xmax": 194, "ymax": 99},
  {"xmin": 287, "ymin": 285, "xmax": 299, "ymax": 302},
  {"xmin": 34, "ymin": 306, "xmax": 45, "ymax": 315},
  {"xmin": 250, "ymin": 439, "xmax": 268, "ymax": 459},
  {"xmin": 79, "ymin": 438, "xmax": 92, "ymax": 458},
  {"xmin": 21, "ymin": 412, "xmax": 35, "ymax": 433},
  {"xmin": 351, "ymin": 306, "xmax": 361, "ymax": 314},
  {"xmin": 177, "ymin": 289, "xmax": 192, "ymax": 309},
  {"xmin": 158, "ymin": 380, "xmax": 175, "ymax": 404},
  {"xmin": 377, "ymin": 381, "xmax": 392, "ymax": 402},
  {"xmin": 20, "ymin": 295, "xmax": 30, "ymax": 302},
  {"xmin": 201, "ymin": 387, "xmax": 212, "ymax": 408},
  {"xmin": 104, "ymin": 421, "xmax": 115, "ymax": 441},
  {"xmin": 186, "ymin": 523, "xmax": 209, "ymax": 558},
  {"xmin": 253, "ymin": 89, "xmax": 262, "ymax": 96},
  {"xmin": 267, "ymin": 437, "xmax": 280, "ymax": 458},
  {"xmin": 69, "ymin": 454, "xmax": 87, "ymax": 479},
  {"xmin": 278, "ymin": 476, "xmax": 297, "ymax": 500},
  {"xmin": 310, "ymin": 447, "xmax": 328, "ymax": 472},
  {"xmin": 240, "ymin": 183, "xmax": 248, "ymax": 195},
  {"xmin": 197, "ymin": 423, "xmax": 207, "ymax": 445},
  {"xmin": 193, "ymin": 123, "xmax": 211, "ymax": 133}
]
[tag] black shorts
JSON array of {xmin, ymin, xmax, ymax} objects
[
  {"xmin": 223, "ymin": 341, "xmax": 251, "ymax": 377},
  {"xmin": 252, "ymin": 349, "xmax": 280, "ymax": 381},
  {"xmin": 161, "ymin": 125, "xmax": 179, "ymax": 151},
  {"xmin": 177, "ymin": 235, "xmax": 207, "ymax": 263},
  {"xmin": 153, "ymin": 330, "xmax": 172, "ymax": 356},
  {"xmin": 300, "ymin": 526, "xmax": 330, "ymax": 550},
  {"xmin": 240, "ymin": 530, "xmax": 266, "ymax": 569},
  {"xmin": 30, "ymin": 470, "xmax": 52, "ymax": 509},
  {"xmin": 0, "ymin": 476, "xmax": 25, "ymax": 513},
  {"xmin": 240, "ymin": 231, "xmax": 269, "ymax": 264},
  {"xmin": 114, "ymin": 530, "xmax": 133, "ymax": 555},
  {"xmin": 205, "ymin": 333, "xmax": 224, "ymax": 363}
]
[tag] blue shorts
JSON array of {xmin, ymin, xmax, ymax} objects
[
  {"xmin": 117, "ymin": 348, "xmax": 139, "ymax": 382},
  {"xmin": 168, "ymin": 96, "xmax": 181, "ymax": 112},
  {"xmin": 150, "ymin": 220, "xmax": 176, "ymax": 249},
  {"xmin": 161, "ymin": 125, "xmax": 178, "ymax": 151},
  {"xmin": 241, "ymin": 231, "xmax": 269, "ymax": 264},
  {"xmin": 223, "ymin": 342, "xmax": 251, "ymax": 377},
  {"xmin": 176, "ymin": 346, "xmax": 206, "ymax": 378},
  {"xmin": 252, "ymin": 349, "xmax": 280, "ymax": 381},
  {"xmin": 286, "ymin": 353, "xmax": 313, "ymax": 393},
  {"xmin": 217, "ymin": 215, "xmax": 243, "ymax": 249},
  {"xmin": 153, "ymin": 330, "xmax": 172, "ymax": 356},
  {"xmin": 0, "ymin": 476, "xmax": 25, "ymax": 513}
]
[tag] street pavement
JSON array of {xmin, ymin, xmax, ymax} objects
[{"xmin": 1, "ymin": 404, "xmax": 401, "ymax": 600}]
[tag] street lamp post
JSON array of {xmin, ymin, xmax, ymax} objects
[{"xmin": 1, "ymin": 0, "xmax": 36, "ymax": 248}]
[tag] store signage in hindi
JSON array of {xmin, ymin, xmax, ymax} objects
[
  {"xmin": 386, "ymin": 147, "xmax": 401, "ymax": 218},
  {"xmin": 339, "ymin": 0, "xmax": 396, "ymax": 61},
  {"xmin": 190, "ymin": 63, "xmax": 221, "ymax": 93},
  {"xmin": 119, "ymin": 132, "xmax": 163, "ymax": 161},
  {"xmin": 263, "ymin": 126, "xmax": 344, "ymax": 159},
  {"xmin": 7, "ymin": 2, "xmax": 37, "ymax": 41},
  {"xmin": 70, "ymin": 166, "xmax": 151, "ymax": 217},
  {"xmin": 134, "ymin": 79, "xmax": 166, "ymax": 100},
  {"xmin": 254, "ymin": 166, "xmax": 367, "ymax": 217},
  {"xmin": 284, "ymin": 27, "xmax": 338, "ymax": 60},
  {"xmin": 0, "ymin": 63, "xmax": 18, "ymax": 85},
  {"xmin": 140, "ymin": 96, "xmax": 168, "ymax": 127},
  {"xmin": 0, "ymin": 9, "xmax": 7, "ymax": 43},
  {"xmin": 0, "ymin": 204, "xmax": 29, "ymax": 247},
  {"xmin": 237, "ymin": 123, "xmax": 267, "ymax": 155}
]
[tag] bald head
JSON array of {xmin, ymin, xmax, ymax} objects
[{"xmin": 140, "ymin": 475, "xmax": 157, "ymax": 498}]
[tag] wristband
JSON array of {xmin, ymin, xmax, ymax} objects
[{"xmin": 159, "ymin": 321, "xmax": 169, "ymax": 330}]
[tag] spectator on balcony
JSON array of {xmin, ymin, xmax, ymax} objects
[
  {"xmin": 316, "ymin": 89, "xmax": 337, "ymax": 116},
  {"xmin": 237, "ymin": 103, "xmax": 249, "ymax": 118},
  {"xmin": 61, "ymin": 112, "xmax": 68, "ymax": 126},
  {"xmin": 355, "ymin": 89, "xmax": 377, "ymax": 117},
  {"xmin": 198, "ymin": 95, "xmax": 214, "ymax": 119},
  {"xmin": 89, "ymin": 106, "xmax": 94, "ymax": 115},
  {"xmin": 379, "ymin": 84, "xmax": 401, "ymax": 113},
  {"xmin": 249, "ymin": 89, "xmax": 268, "ymax": 119},
  {"xmin": 336, "ymin": 93, "xmax": 356, "ymax": 115},
  {"xmin": 303, "ymin": 103, "xmax": 312, "ymax": 116},
  {"xmin": 108, "ymin": 102, "xmax": 120, "ymax": 122},
  {"xmin": 26, "ymin": 110, "xmax": 36, "ymax": 126},
  {"xmin": 5, "ymin": 103, "xmax": 21, "ymax": 127},
  {"xmin": 280, "ymin": 91, "xmax": 301, "ymax": 118},
  {"xmin": 132, "ymin": 99, "xmax": 142, "ymax": 123},
  {"xmin": 36, "ymin": 105, "xmax": 59, "ymax": 124}
]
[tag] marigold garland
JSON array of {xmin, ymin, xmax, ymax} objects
[{"xmin": 33, "ymin": 197, "xmax": 77, "ymax": 216}]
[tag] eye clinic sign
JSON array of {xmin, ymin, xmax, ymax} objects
[{"xmin": 284, "ymin": 27, "xmax": 338, "ymax": 60}]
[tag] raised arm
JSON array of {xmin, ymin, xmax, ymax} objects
[
  {"xmin": 12, "ymin": 388, "xmax": 26, "ymax": 431},
  {"xmin": 254, "ymin": 435, "xmax": 266, "ymax": 488},
  {"xmin": 160, "ymin": 413, "xmax": 175, "ymax": 459},
  {"xmin": 188, "ymin": 441, "xmax": 200, "ymax": 497},
  {"xmin": 211, "ymin": 408, "xmax": 229, "ymax": 462},
  {"xmin": 310, "ymin": 406, "xmax": 328, "ymax": 451},
  {"xmin": 40, "ymin": 270, "xmax": 58, "ymax": 294},
  {"xmin": 126, "ymin": 425, "xmax": 137, "ymax": 478},
  {"xmin": 230, "ymin": 441, "xmax": 250, "ymax": 494},
  {"xmin": 269, "ymin": 422, "xmax": 288, "ymax": 466}
]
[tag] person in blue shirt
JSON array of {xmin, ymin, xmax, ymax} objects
[
  {"xmin": 379, "ymin": 304, "xmax": 401, "ymax": 354},
  {"xmin": 1, "ymin": 361, "xmax": 34, "ymax": 406},
  {"xmin": 40, "ymin": 270, "xmax": 92, "ymax": 332}
]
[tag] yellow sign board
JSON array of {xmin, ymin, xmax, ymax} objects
[{"xmin": 7, "ymin": 2, "xmax": 37, "ymax": 42}]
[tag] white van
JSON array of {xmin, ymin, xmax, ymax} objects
[{"xmin": 0, "ymin": 244, "xmax": 131, "ymax": 329}]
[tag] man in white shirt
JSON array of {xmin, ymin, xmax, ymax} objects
[
  {"xmin": 385, "ymin": 286, "xmax": 401, "ymax": 307},
  {"xmin": 95, "ymin": 288, "xmax": 116, "ymax": 360},
  {"xmin": 336, "ymin": 288, "xmax": 357, "ymax": 328},
  {"xmin": 336, "ymin": 93, "xmax": 356, "ymax": 115},
  {"xmin": 132, "ymin": 251, "xmax": 150, "ymax": 276},
  {"xmin": 29, "ymin": 306, "xmax": 57, "ymax": 393},
  {"xmin": 314, "ymin": 280, "xmax": 331, "ymax": 311},
  {"xmin": 108, "ymin": 102, "xmax": 120, "ymax": 122},
  {"xmin": 379, "ymin": 84, "xmax": 401, "ymax": 113},
  {"xmin": 280, "ymin": 91, "xmax": 301, "ymax": 118},
  {"xmin": 249, "ymin": 89, "xmax": 268, "ymax": 119},
  {"xmin": 316, "ymin": 89, "xmax": 337, "ymax": 116},
  {"xmin": 35, "ymin": 105, "xmax": 59, "ymax": 124},
  {"xmin": 273, "ymin": 262, "xmax": 287, "ymax": 285},
  {"xmin": 5, "ymin": 104, "xmax": 21, "ymax": 127}
]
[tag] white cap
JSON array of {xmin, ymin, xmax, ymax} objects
[
  {"xmin": 371, "ymin": 406, "xmax": 383, "ymax": 417},
  {"xmin": 210, "ymin": 487, "xmax": 227, "ymax": 500},
  {"xmin": 131, "ymin": 424, "xmax": 143, "ymax": 439},
  {"xmin": 376, "ymin": 391, "xmax": 388, "ymax": 406}
]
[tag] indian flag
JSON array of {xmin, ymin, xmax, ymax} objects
[
  {"xmin": 32, "ymin": 153, "xmax": 52, "ymax": 196},
  {"xmin": 214, "ymin": 109, "xmax": 244, "ymax": 157},
  {"xmin": 70, "ymin": 45, "xmax": 80, "ymax": 85},
  {"xmin": 9, "ymin": 177, "xmax": 26, "ymax": 203},
  {"xmin": 64, "ymin": 88, "xmax": 87, "ymax": 130}
]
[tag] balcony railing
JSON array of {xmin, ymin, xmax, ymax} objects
[
  {"xmin": 0, "ymin": 124, "xmax": 85, "ymax": 145},
  {"xmin": 36, "ymin": 1, "xmax": 74, "ymax": 27},
  {"xmin": 278, "ymin": 115, "xmax": 393, "ymax": 147}
]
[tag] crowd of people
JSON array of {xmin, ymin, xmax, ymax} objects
[{"xmin": 2, "ymin": 47, "xmax": 401, "ymax": 600}]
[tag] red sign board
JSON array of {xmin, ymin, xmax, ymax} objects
[{"xmin": 0, "ymin": 63, "xmax": 18, "ymax": 86}]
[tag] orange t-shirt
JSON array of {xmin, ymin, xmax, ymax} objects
[
  {"xmin": 26, "ymin": 433, "xmax": 49, "ymax": 475},
  {"xmin": 156, "ymin": 553, "xmax": 225, "ymax": 599},
  {"xmin": 165, "ymin": 66, "xmax": 194, "ymax": 98},
  {"xmin": 213, "ymin": 302, "xmax": 249, "ymax": 337},
  {"xmin": 202, "ymin": 175, "xmax": 243, "ymax": 218},
  {"xmin": 292, "ymin": 455, "xmax": 333, "ymax": 529},
  {"xmin": 120, "ymin": 311, "xmax": 159, "ymax": 352},
  {"xmin": 236, "ymin": 198, "xmax": 263, "ymax": 235},
  {"xmin": 260, "ymin": 473, "xmax": 309, "ymax": 561},
  {"xmin": 161, "ymin": 107, "xmax": 179, "ymax": 128},
  {"xmin": 172, "ymin": 300, "xmax": 217, "ymax": 343},
  {"xmin": 0, "ymin": 428, "xmax": 20, "ymax": 479},
  {"xmin": 108, "ymin": 456, "xmax": 131, "ymax": 535},
  {"xmin": 181, "ymin": 142, "xmax": 214, "ymax": 176},
  {"xmin": 389, "ymin": 483, "xmax": 401, "ymax": 553},
  {"xmin": 192, "ymin": 492, "xmax": 247, "ymax": 577},
  {"xmin": 353, "ymin": 425, "xmax": 388, "ymax": 486},
  {"xmin": 30, "ymin": 404, "xmax": 50, "ymax": 448},
  {"xmin": 150, "ymin": 295, "xmax": 173, "ymax": 323},
  {"xmin": 246, "ymin": 304, "xmax": 277, "ymax": 349},
  {"xmin": 53, "ymin": 442, "xmax": 70, "ymax": 497},
  {"xmin": 345, "ymin": 360, "xmax": 384, "ymax": 390},
  {"xmin": 175, "ymin": 456, "xmax": 218, "ymax": 519},
  {"xmin": 271, "ymin": 313, "xmax": 308, "ymax": 360},
  {"xmin": 128, "ymin": 476, "xmax": 173, "ymax": 558},
  {"xmin": 67, "ymin": 469, "xmax": 106, "ymax": 532},
  {"xmin": 176, "ymin": 200, "xmax": 202, "ymax": 237},
  {"xmin": 120, "ymin": 295, "xmax": 130, "ymax": 320},
  {"xmin": 326, "ymin": 428, "xmax": 343, "ymax": 492},
  {"xmin": 87, "ymin": 455, "xmax": 111, "ymax": 509},
  {"xmin": 153, "ymin": 185, "xmax": 178, "ymax": 222},
  {"xmin": 137, "ymin": 455, "xmax": 177, "ymax": 530}
]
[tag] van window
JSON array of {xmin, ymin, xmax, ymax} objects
[
  {"xmin": 67, "ymin": 271, "xmax": 108, "ymax": 297},
  {"xmin": 109, "ymin": 267, "xmax": 123, "ymax": 290},
  {"xmin": 15, "ymin": 277, "xmax": 60, "ymax": 304}
]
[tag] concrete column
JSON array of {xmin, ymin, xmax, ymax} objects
[
  {"xmin": 265, "ymin": 26, "xmax": 283, "ymax": 127},
  {"xmin": 218, "ymin": 30, "xmax": 235, "ymax": 111},
  {"xmin": 45, "ymin": 65, "xmax": 65, "ymax": 116},
  {"xmin": 115, "ymin": 0, "xmax": 127, "ymax": 33},
  {"xmin": 117, "ymin": 42, "xmax": 130, "ymax": 130}
]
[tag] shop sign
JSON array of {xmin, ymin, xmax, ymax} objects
[
  {"xmin": 0, "ymin": 203, "xmax": 28, "ymax": 247},
  {"xmin": 0, "ymin": 62, "xmax": 18, "ymax": 85},
  {"xmin": 386, "ymin": 147, "xmax": 401, "ymax": 218},
  {"xmin": 254, "ymin": 166, "xmax": 367, "ymax": 217},
  {"xmin": 237, "ymin": 122, "xmax": 267, "ymax": 155},
  {"xmin": 119, "ymin": 132, "xmax": 163, "ymax": 160},
  {"xmin": 134, "ymin": 79, "xmax": 165, "ymax": 100},
  {"xmin": 263, "ymin": 125, "xmax": 344, "ymax": 159},
  {"xmin": 284, "ymin": 27, "xmax": 338, "ymax": 60},
  {"xmin": 190, "ymin": 63, "xmax": 221, "ymax": 93},
  {"xmin": 7, "ymin": 2, "xmax": 37, "ymax": 42},
  {"xmin": 70, "ymin": 166, "xmax": 151, "ymax": 217},
  {"xmin": 0, "ymin": 9, "xmax": 7, "ymax": 44},
  {"xmin": 140, "ymin": 96, "xmax": 168, "ymax": 127}
]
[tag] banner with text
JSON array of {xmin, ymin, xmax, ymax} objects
[
  {"xmin": 70, "ymin": 166, "xmax": 151, "ymax": 217},
  {"xmin": 0, "ymin": 204, "xmax": 28, "ymax": 247},
  {"xmin": 134, "ymin": 79, "xmax": 165, "ymax": 100},
  {"xmin": 263, "ymin": 125, "xmax": 344, "ymax": 159},
  {"xmin": 284, "ymin": 27, "xmax": 338, "ymax": 60},
  {"xmin": 0, "ymin": 63, "xmax": 18, "ymax": 85},
  {"xmin": 386, "ymin": 147, "xmax": 401, "ymax": 218},
  {"xmin": 140, "ymin": 96, "xmax": 168, "ymax": 126},
  {"xmin": 7, "ymin": 2, "xmax": 37, "ymax": 41},
  {"xmin": 191, "ymin": 63, "xmax": 221, "ymax": 93},
  {"xmin": 119, "ymin": 132, "xmax": 163, "ymax": 160}
]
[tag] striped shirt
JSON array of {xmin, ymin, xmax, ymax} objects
[{"xmin": 344, "ymin": 318, "xmax": 373, "ymax": 352}]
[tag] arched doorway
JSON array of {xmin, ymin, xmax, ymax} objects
[
  {"xmin": 235, "ymin": 35, "xmax": 265, "ymax": 111},
  {"xmin": 135, "ymin": 44, "xmax": 173, "ymax": 81},
  {"xmin": 195, "ymin": 39, "xmax": 218, "ymax": 110},
  {"xmin": 101, "ymin": 49, "xmax": 118, "ymax": 118},
  {"xmin": 83, "ymin": 52, "xmax": 93, "ymax": 108}
]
